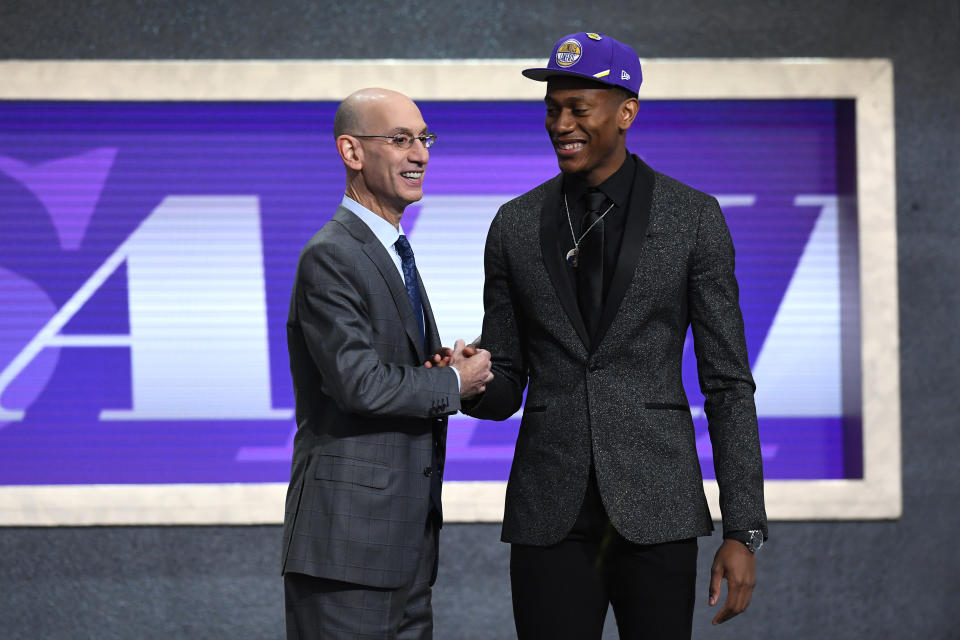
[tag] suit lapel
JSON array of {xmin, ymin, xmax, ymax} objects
[
  {"xmin": 592, "ymin": 156, "xmax": 656, "ymax": 350},
  {"xmin": 336, "ymin": 207, "xmax": 428, "ymax": 363},
  {"xmin": 539, "ymin": 176, "xmax": 592, "ymax": 348},
  {"xmin": 418, "ymin": 271, "xmax": 441, "ymax": 355}
]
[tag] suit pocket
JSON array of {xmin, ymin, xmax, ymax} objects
[
  {"xmin": 314, "ymin": 454, "xmax": 390, "ymax": 489},
  {"xmin": 646, "ymin": 230, "xmax": 683, "ymax": 238},
  {"xmin": 645, "ymin": 402, "xmax": 690, "ymax": 412},
  {"xmin": 518, "ymin": 406, "xmax": 563, "ymax": 445}
]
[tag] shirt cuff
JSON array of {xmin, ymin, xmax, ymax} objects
[{"xmin": 450, "ymin": 365, "xmax": 461, "ymax": 392}]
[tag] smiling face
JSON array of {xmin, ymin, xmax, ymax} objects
[
  {"xmin": 544, "ymin": 76, "xmax": 638, "ymax": 185},
  {"xmin": 338, "ymin": 89, "xmax": 429, "ymax": 225}
]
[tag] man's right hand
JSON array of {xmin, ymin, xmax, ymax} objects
[{"xmin": 449, "ymin": 339, "xmax": 493, "ymax": 398}]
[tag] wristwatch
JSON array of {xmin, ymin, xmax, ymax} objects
[{"xmin": 726, "ymin": 529, "xmax": 764, "ymax": 554}]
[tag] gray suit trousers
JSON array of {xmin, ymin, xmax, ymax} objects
[{"xmin": 284, "ymin": 519, "xmax": 438, "ymax": 640}]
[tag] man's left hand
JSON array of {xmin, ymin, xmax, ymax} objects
[{"xmin": 708, "ymin": 538, "xmax": 756, "ymax": 625}]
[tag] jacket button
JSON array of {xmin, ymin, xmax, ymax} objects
[
  {"xmin": 588, "ymin": 363, "xmax": 599, "ymax": 372},
  {"xmin": 423, "ymin": 466, "xmax": 433, "ymax": 477}
]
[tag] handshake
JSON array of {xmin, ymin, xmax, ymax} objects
[{"xmin": 424, "ymin": 338, "xmax": 493, "ymax": 399}]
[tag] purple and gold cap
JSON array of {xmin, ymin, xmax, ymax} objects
[{"xmin": 522, "ymin": 32, "xmax": 642, "ymax": 95}]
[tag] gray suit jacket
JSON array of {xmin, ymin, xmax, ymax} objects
[
  {"xmin": 465, "ymin": 157, "xmax": 767, "ymax": 546},
  {"xmin": 281, "ymin": 206, "xmax": 461, "ymax": 589}
]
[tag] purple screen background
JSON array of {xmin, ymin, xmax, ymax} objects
[{"xmin": 0, "ymin": 99, "xmax": 860, "ymax": 485}]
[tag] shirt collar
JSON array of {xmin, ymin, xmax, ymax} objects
[
  {"xmin": 563, "ymin": 152, "xmax": 635, "ymax": 209},
  {"xmin": 340, "ymin": 195, "xmax": 406, "ymax": 250}
]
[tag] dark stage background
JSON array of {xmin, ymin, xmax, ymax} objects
[{"xmin": 1, "ymin": 1, "xmax": 957, "ymax": 638}]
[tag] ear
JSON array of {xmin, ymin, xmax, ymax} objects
[
  {"xmin": 618, "ymin": 97, "xmax": 639, "ymax": 133},
  {"xmin": 337, "ymin": 135, "xmax": 363, "ymax": 171}
]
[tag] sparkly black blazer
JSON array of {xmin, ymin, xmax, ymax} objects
[{"xmin": 464, "ymin": 156, "xmax": 768, "ymax": 546}]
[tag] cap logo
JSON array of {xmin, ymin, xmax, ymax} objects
[
  {"xmin": 555, "ymin": 39, "xmax": 583, "ymax": 67},
  {"xmin": 586, "ymin": 33, "xmax": 602, "ymax": 40},
  {"xmin": 621, "ymin": 70, "xmax": 631, "ymax": 80}
]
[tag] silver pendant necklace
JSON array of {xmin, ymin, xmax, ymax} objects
[{"xmin": 564, "ymin": 193, "xmax": 615, "ymax": 267}]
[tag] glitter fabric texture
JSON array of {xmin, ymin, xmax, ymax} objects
[{"xmin": 465, "ymin": 157, "xmax": 768, "ymax": 546}]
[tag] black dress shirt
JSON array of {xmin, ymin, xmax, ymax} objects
[
  {"xmin": 559, "ymin": 153, "xmax": 636, "ymax": 305},
  {"xmin": 558, "ymin": 153, "xmax": 638, "ymax": 539}
]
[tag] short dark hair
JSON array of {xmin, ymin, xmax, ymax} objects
[
  {"xmin": 545, "ymin": 75, "xmax": 638, "ymax": 104},
  {"xmin": 612, "ymin": 85, "xmax": 639, "ymax": 104}
]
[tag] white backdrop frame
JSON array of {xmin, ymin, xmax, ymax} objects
[{"xmin": 0, "ymin": 58, "xmax": 899, "ymax": 525}]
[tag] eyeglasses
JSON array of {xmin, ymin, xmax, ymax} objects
[{"xmin": 350, "ymin": 133, "xmax": 437, "ymax": 149}]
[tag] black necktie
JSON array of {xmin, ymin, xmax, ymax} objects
[
  {"xmin": 394, "ymin": 235, "xmax": 426, "ymax": 349},
  {"xmin": 577, "ymin": 189, "xmax": 607, "ymax": 340}
]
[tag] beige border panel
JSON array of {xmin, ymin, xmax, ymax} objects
[
  {"xmin": 0, "ymin": 484, "xmax": 284, "ymax": 525},
  {"xmin": 0, "ymin": 59, "xmax": 898, "ymax": 525}
]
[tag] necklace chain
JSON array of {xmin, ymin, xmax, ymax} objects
[{"xmin": 564, "ymin": 193, "xmax": 616, "ymax": 250}]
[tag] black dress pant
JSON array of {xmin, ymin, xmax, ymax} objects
[{"xmin": 510, "ymin": 476, "xmax": 698, "ymax": 640}]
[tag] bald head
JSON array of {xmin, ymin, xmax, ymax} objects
[
  {"xmin": 334, "ymin": 88, "xmax": 430, "ymax": 227},
  {"xmin": 334, "ymin": 88, "xmax": 417, "ymax": 138}
]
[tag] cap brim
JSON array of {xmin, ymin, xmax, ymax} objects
[
  {"xmin": 521, "ymin": 67, "xmax": 601, "ymax": 83},
  {"xmin": 521, "ymin": 69, "xmax": 596, "ymax": 82}
]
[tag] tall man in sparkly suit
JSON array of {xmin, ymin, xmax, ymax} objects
[{"xmin": 463, "ymin": 33, "xmax": 768, "ymax": 638}]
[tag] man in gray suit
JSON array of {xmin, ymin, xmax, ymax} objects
[
  {"xmin": 282, "ymin": 87, "xmax": 493, "ymax": 639},
  {"xmin": 463, "ymin": 33, "xmax": 768, "ymax": 638}
]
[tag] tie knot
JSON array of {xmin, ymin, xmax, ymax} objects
[
  {"xmin": 584, "ymin": 190, "xmax": 607, "ymax": 214},
  {"xmin": 394, "ymin": 235, "xmax": 414, "ymax": 260}
]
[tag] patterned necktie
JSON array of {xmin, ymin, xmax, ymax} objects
[
  {"xmin": 577, "ymin": 189, "xmax": 607, "ymax": 340},
  {"xmin": 395, "ymin": 235, "xmax": 441, "ymax": 516},
  {"xmin": 394, "ymin": 235, "xmax": 426, "ymax": 349}
]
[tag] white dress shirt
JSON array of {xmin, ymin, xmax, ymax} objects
[{"xmin": 340, "ymin": 195, "xmax": 460, "ymax": 390}]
